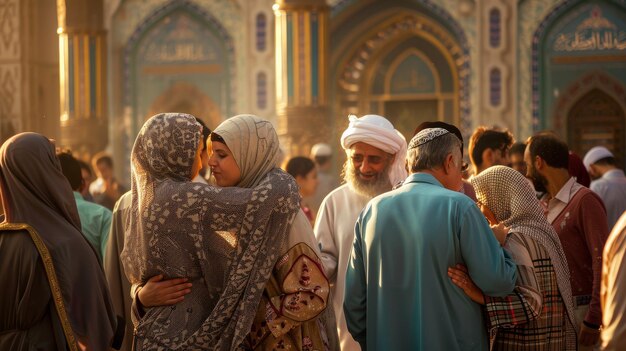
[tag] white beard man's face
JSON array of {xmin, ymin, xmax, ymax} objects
[{"xmin": 343, "ymin": 159, "xmax": 392, "ymax": 198}]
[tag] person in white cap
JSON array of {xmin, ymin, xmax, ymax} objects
[
  {"xmin": 583, "ymin": 146, "xmax": 626, "ymax": 230},
  {"xmin": 343, "ymin": 128, "xmax": 516, "ymax": 350},
  {"xmin": 314, "ymin": 114, "xmax": 407, "ymax": 351},
  {"xmin": 306, "ymin": 143, "xmax": 340, "ymax": 219}
]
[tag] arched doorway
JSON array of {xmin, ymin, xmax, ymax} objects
[
  {"xmin": 146, "ymin": 82, "xmax": 221, "ymax": 127},
  {"xmin": 331, "ymin": 2, "xmax": 469, "ymax": 142},
  {"xmin": 123, "ymin": 1, "xmax": 234, "ymax": 137},
  {"xmin": 533, "ymin": 0, "xmax": 626, "ymax": 133},
  {"xmin": 363, "ymin": 34, "xmax": 458, "ymax": 141},
  {"xmin": 568, "ymin": 89, "xmax": 625, "ymax": 166}
]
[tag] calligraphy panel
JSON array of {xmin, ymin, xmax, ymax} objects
[
  {"xmin": 548, "ymin": 3, "xmax": 626, "ymax": 55},
  {"xmin": 133, "ymin": 10, "xmax": 230, "ymax": 125}
]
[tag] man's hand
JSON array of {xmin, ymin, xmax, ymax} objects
[{"xmin": 137, "ymin": 274, "xmax": 192, "ymax": 307}]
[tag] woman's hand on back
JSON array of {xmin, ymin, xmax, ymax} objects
[{"xmin": 138, "ymin": 274, "xmax": 192, "ymax": 307}]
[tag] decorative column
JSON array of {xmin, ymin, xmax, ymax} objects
[
  {"xmin": 57, "ymin": 0, "xmax": 108, "ymax": 160},
  {"xmin": 274, "ymin": 0, "xmax": 329, "ymax": 157}
]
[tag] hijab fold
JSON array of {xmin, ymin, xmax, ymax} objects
[{"xmin": 0, "ymin": 132, "xmax": 117, "ymax": 350}]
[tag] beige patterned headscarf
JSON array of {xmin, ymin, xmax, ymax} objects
[
  {"xmin": 470, "ymin": 165, "xmax": 578, "ymax": 346},
  {"xmin": 212, "ymin": 114, "xmax": 281, "ymax": 188},
  {"xmin": 121, "ymin": 113, "xmax": 300, "ymax": 350}
]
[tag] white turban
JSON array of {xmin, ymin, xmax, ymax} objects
[{"xmin": 340, "ymin": 114, "xmax": 408, "ymax": 185}]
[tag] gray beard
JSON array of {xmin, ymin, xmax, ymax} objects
[{"xmin": 342, "ymin": 161, "xmax": 392, "ymax": 199}]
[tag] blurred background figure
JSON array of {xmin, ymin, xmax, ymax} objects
[
  {"xmin": 90, "ymin": 152, "xmax": 127, "ymax": 210},
  {"xmin": 569, "ymin": 151, "xmax": 591, "ymax": 188},
  {"xmin": 468, "ymin": 126, "xmax": 514, "ymax": 176},
  {"xmin": 584, "ymin": 146, "xmax": 626, "ymax": 230},
  {"xmin": 601, "ymin": 211, "xmax": 626, "ymax": 351},
  {"xmin": 305, "ymin": 143, "xmax": 339, "ymax": 220},
  {"xmin": 509, "ymin": 142, "xmax": 528, "ymax": 175},
  {"xmin": 78, "ymin": 160, "xmax": 95, "ymax": 202},
  {"xmin": 58, "ymin": 151, "xmax": 112, "ymax": 263},
  {"xmin": 286, "ymin": 156, "xmax": 319, "ymax": 226}
]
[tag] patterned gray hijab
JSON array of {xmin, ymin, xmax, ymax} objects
[
  {"xmin": 121, "ymin": 113, "xmax": 300, "ymax": 350},
  {"xmin": 470, "ymin": 166, "xmax": 578, "ymax": 337},
  {"xmin": 0, "ymin": 133, "xmax": 117, "ymax": 350}
]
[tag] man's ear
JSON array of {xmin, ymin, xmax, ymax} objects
[
  {"xmin": 482, "ymin": 148, "xmax": 493, "ymax": 167},
  {"xmin": 444, "ymin": 153, "xmax": 455, "ymax": 175},
  {"xmin": 534, "ymin": 155, "xmax": 544, "ymax": 170},
  {"xmin": 78, "ymin": 178, "xmax": 86, "ymax": 193}
]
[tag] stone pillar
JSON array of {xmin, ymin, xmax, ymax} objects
[
  {"xmin": 274, "ymin": 0, "xmax": 330, "ymax": 158},
  {"xmin": 57, "ymin": 0, "xmax": 107, "ymax": 161},
  {"xmin": 477, "ymin": 0, "xmax": 517, "ymax": 133},
  {"xmin": 0, "ymin": 0, "xmax": 59, "ymax": 144}
]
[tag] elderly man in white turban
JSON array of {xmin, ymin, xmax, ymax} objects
[
  {"xmin": 344, "ymin": 128, "xmax": 517, "ymax": 351},
  {"xmin": 314, "ymin": 114, "xmax": 407, "ymax": 351}
]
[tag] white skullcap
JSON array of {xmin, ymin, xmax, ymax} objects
[
  {"xmin": 409, "ymin": 128, "xmax": 450, "ymax": 150},
  {"xmin": 583, "ymin": 146, "xmax": 614, "ymax": 169},
  {"xmin": 311, "ymin": 143, "xmax": 332, "ymax": 157},
  {"xmin": 340, "ymin": 114, "xmax": 408, "ymax": 185}
]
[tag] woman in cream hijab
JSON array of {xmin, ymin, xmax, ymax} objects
[
  {"xmin": 122, "ymin": 113, "xmax": 301, "ymax": 350},
  {"xmin": 142, "ymin": 114, "xmax": 338, "ymax": 350},
  {"xmin": 448, "ymin": 166, "xmax": 577, "ymax": 350}
]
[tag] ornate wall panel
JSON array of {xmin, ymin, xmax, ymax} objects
[{"xmin": 0, "ymin": 0, "xmax": 20, "ymax": 144}]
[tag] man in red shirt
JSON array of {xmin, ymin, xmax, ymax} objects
[{"xmin": 525, "ymin": 134, "xmax": 609, "ymax": 350}]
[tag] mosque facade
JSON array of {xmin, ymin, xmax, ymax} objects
[{"xmin": 1, "ymin": 0, "xmax": 625, "ymax": 179}]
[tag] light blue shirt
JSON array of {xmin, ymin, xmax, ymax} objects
[
  {"xmin": 73, "ymin": 191, "xmax": 112, "ymax": 262},
  {"xmin": 590, "ymin": 169, "xmax": 626, "ymax": 230},
  {"xmin": 344, "ymin": 173, "xmax": 517, "ymax": 351}
]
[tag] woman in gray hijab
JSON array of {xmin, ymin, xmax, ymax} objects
[
  {"xmin": 0, "ymin": 132, "xmax": 120, "ymax": 350},
  {"xmin": 121, "ymin": 113, "xmax": 301, "ymax": 350}
]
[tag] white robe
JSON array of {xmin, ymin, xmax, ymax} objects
[{"xmin": 314, "ymin": 184, "xmax": 369, "ymax": 351}]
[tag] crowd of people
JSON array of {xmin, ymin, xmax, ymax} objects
[{"xmin": 0, "ymin": 111, "xmax": 625, "ymax": 351}]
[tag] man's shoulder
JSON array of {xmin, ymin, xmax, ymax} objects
[
  {"xmin": 323, "ymin": 184, "xmax": 353, "ymax": 202},
  {"xmin": 375, "ymin": 182, "xmax": 476, "ymax": 210},
  {"xmin": 76, "ymin": 197, "xmax": 113, "ymax": 217}
]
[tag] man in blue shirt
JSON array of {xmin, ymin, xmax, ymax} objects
[
  {"xmin": 344, "ymin": 127, "xmax": 517, "ymax": 351},
  {"xmin": 58, "ymin": 152, "xmax": 112, "ymax": 262}
]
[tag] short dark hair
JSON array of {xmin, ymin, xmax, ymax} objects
[
  {"xmin": 57, "ymin": 152, "xmax": 83, "ymax": 191},
  {"xmin": 527, "ymin": 134, "xmax": 569, "ymax": 169},
  {"xmin": 92, "ymin": 152, "xmax": 113, "ymax": 169},
  {"xmin": 468, "ymin": 127, "xmax": 514, "ymax": 167},
  {"xmin": 77, "ymin": 159, "xmax": 92, "ymax": 176},
  {"xmin": 509, "ymin": 142, "xmax": 527, "ymax": 156},
  {"xmin": 195, "ymin": 117, "xmax": 212, "ymax": 150},
  {"xmin": 285, "ymin": 156, "xmax": 316, "ymax": 179}
]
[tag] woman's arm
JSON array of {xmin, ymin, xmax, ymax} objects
[
  {"xmin": 449, "ymin": 233, "xmax": 543, "ymax": 329},
  {"xmin": 132, "ymin": 275, "xmax": 192, "ymax": 313}
]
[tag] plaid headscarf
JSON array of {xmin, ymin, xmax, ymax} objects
[{"xmin": 471, "ymin": 165, "xmax": 579, "ymax": 347}]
